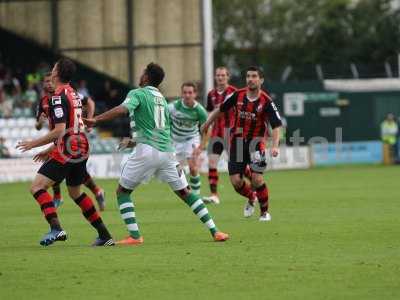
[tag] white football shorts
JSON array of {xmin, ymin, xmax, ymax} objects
[
  {"xmin": 119, "ymin": 143, "xmax": 188, "ymax": 191},
  {"xmin": 173, "ymin": 135, "xmax": 200, "ymax": 162}
]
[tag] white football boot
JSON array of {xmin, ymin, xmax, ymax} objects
[
  {"xmin": 202, "ymin": 194, "xmax": 220, "ymax": 204},
  {"xmin": 259, "ymin": 212, "xmax": 272, "ymax": 222},
  {"xmin": 243, "ymin": 201, "xmax": 255, "ymax": 217}
]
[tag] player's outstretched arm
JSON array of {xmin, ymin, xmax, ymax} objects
[
  {"xmin": 85, "ymin": 97, "xmax": 96, "ymax": 119},
  {"xmin": 200, "ymin": 108, "xmax": 223, "ymax": 135},
  {"xmin": 33, "ymin": 145, "xmax": 55, "ymax": 162},
  {"xmin": 83, "ymin": 105, "xmax": 128, "ymax": 127},
  {"xmin": 17, "ymin": 123, "xmax": 66, "ymax": 152}
]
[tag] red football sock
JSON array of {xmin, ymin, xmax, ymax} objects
[
  {"xmin": 52, "ymin": 184, "xmax": 62, "ymax": 200},
  {"xmin": 73, "ymin": 193, "xmax": 101, "ymax": 224},
  {"xmin": 74, "ymin": 193, "xmax": 111, "ymax": 239},
  {"xmin": 33, "ymin": 189, "xmax": 60, "ymax": 229},
  {"xmin": 208, "ymin": 168, "xmax": 218, "ymax": 194},
  {"xmin": 256, "ymin": 184, "xmax": 269, "ymax": 214}
]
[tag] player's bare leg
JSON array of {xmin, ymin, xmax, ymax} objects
[
  {"xmin": 67, "ymin": 185, "xmax": 114, "ymax": 246},
  {"xmin": 174, "ymin": 186, "xmax": 228, "ymax": 241},
  {"xmin": 244, "ymin": 165, "xmax": 252, "ymax": 181},
  {"xmin": 30, "ymin": 174, "xmax": 66, "ymax": 246},
  {"xmin": 83, "ymin": 173, "xmax": 106, "ymax": 211},
  {"xmin": 251, "ymin": 173, "xmax": 271, "ymax": 221}
]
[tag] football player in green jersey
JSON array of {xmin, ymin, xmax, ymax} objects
[
  {"xmin": 84, "ymin": 63, "xmax": 229, "ymax": 244},
  {"xmin": 168, "ymin": 82, "xmax": 208, "ymax": 196}
]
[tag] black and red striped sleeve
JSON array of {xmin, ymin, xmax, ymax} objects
[
  {"xmin": 265, "ymin": 100, "xmax": 282, "ymax": 129},
  {"xmin": 220, "ymin": 91, "xmax": 237, "ymax": 112}
]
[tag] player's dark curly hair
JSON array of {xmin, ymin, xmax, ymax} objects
[
  {"xmin": 56, "ymin": 58, "xmax": 76, "ymax": 83},
  {"xmin": 246, "ymin": 66, "xmax": 264, "ymax": 78},
  {"xmin": 145, "ymin": 62, "xmax": 165, "ymax": 87}
]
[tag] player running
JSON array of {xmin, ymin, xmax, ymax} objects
[
  {"xmin": 17, "ymin": 58, "xmax": 114, "ymax": 246},
  {"xmin": 201, "ymin": 66, "xmax": 282, "ymax": 221},
  {"xmin": 84, "ymin": 62, "xmax": 229, "ymax": 244},
  {"xmin": 35, "ymin": 73, "xmax": 107, "ymax": 210},
  {"xmin": 203, "ymin": 67, "xmax": 248, "ymax": 204},
  {"xmin": 168, "ymin": 82, "xmax": 208, "ymax": 196}
]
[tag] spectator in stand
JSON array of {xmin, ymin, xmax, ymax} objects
[
  {"xmin": 21, "ymin": 82, "xmax": 39, "ymax": 109},
  {"xmin": 0, "ymin": 137, "xmax": 11, "ymax": 158},
  {"xmin": 0, "ymin": 62, "xmax": 6, "ymax": 88},
  {"xmin": 26, "ymin": 68, "xmax": 41, "ymax": 88},
  {"xmin": 0, "ymin": 87, "xmax": 12, "ymax": 117},
  {"xmin": 77, "ymin": 79, "xmax": 90, "ymax": 98},
  {"xmin": 36, "ymin": 61, "xmax": 51, "ymax": 78},
  {"xmin": 2, "ymin": 68, "xmax": 21, "ymax": 96},
  {"xmin": 95, "ymin": 80, "xmax": 121, "ymax": 111}
]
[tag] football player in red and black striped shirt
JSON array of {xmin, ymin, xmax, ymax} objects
[
  {"xmin": 203, "ymin": 67, "xmax": 238, "ymax": 204},
  {"xmin": 35, "ymin": 73, "xmax": 107, "ymax": 211},
  {"xmin": 17, "ymin": 58, "xmax": 114, "ymax": 246},
  {"xmin": 202, "ymin": 66, "xmax": 282, "ymax": 221}
]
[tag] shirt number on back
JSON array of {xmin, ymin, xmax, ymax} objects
[{"xmin": 154, "ymin": 97, "xmax": 166, "ymax": 129}]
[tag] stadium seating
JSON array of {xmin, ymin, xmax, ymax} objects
[{"xmin": 0, "ymin": 117, "xmax": 119, "ymax": 158}]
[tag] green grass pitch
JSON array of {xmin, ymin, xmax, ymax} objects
[{"xmin": 0, "ymin": 165, "xmax": 399, "ymax": 299}]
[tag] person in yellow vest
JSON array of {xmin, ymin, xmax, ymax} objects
[{"xmin": 381, "ymin": 113, "xmax": 398, "ymax": 164}]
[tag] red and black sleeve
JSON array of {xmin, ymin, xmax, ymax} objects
[
  {"xmin": 49, "ymin": 94, "xmax": 68, "ymax": 124},
  {"xmin": 35, "ymin": 100, "xmax": 44, "ymax": 122},
  {"xmin": 206, "ymin": 92, "xmax": 214, "ymax": 112},
  {"xmin": 219, "ymin": 91, "xmax": 238, "ymax": 112},
  {"xmin": 265, "ymin": 101, "xmax": 282, "ymax": 129}
]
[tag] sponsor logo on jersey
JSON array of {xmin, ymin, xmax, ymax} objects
[
  {"xmin": 54, "ymin": 107, "xmax": 64, "ymax": 118},
  {"xmin": 239, "ymin": 111, "xmax": 256, "ymax": 120},
  {"xmin": 52, "ymin": 96, "xmax": 61, "ymax": 105}
]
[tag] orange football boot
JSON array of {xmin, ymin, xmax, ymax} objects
[
  {"xmin": 116, "ymin": 236, "xmax": 144, "ymax": 245},
  {"xmin": 213, "ymin": 232, "xmax": 229, "ymax": 242}
]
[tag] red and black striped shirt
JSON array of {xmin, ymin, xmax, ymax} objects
[
  {"xmin": 36, "ymin": 94, "xmax": 50, "ymax": 122},
  {"xmin": 48, "ymin": 84, "xmax": 89, "ymax": 164},
  {"xmin": 37, "ymin": 93, "xmax": 89, "ymax": 124},
  {"xmin": 220, "ymin": 88, "xmax": 282, "ymax": 141},
  {"xmin": 206, "ymin": 85, "xmax": 237, "ymax": 137}
]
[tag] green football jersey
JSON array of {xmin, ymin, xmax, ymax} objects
[
  {"xmin": 168, "ymin": 99, "xmax": 208, "ymax": 142},
  {"xmin": 122, "ymin": 86, "xmax": 173, "ymax": 152}
]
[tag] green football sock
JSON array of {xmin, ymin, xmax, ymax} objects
[
  {"xmin": 189, "ymin": 174, "xmax": 201, "ymax": 195},
  {"xmin": 117, "ymin": 192, "xmax": 141, "ymax": 239},
  {"xmin": 183, "ymin": 192, "xmax": 218, "ymax": 236}
]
